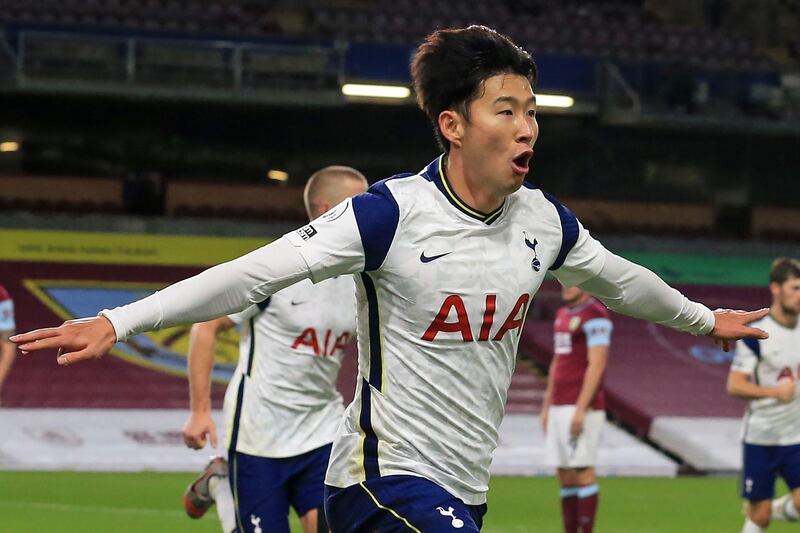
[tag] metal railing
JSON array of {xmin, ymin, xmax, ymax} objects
[{"xmin": 9, "ymin": 30, "xmax": 347, "ymax": 105}]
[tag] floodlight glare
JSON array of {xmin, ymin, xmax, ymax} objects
[{"xmin": 342, "ymin": 84, "xmax": 411, "ymax": 99}]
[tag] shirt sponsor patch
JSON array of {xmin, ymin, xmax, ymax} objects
[{"xmin": 296, "ymin": 224, "xmax": 318, "ymax": 241}]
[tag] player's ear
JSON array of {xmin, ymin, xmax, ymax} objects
[
  {"xmin": 315, "ymin": 202, "xmax": 331, "ymax": 218},
  {"xmin": 438, "ymin": 110, "xmax": 463, "ymax": 149},
  {"xmin": 769, "ymin": 281, "xmax": 781, "ymax": 299}
]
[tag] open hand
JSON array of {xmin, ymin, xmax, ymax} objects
[
  {"xmin": 709, "ymin": 308, "xmax": 769, "ymax": 352},
  {"xmin": 10, "ymin": 316, "xmax": 117, "ymax": 365}
]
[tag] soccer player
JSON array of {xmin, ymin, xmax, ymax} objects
[
  {"xmin": 14, "ymin": 26, "xmax": 769, "ymax": 533},
  {"xmin": 0, "ymin": 284, "xmax": 16, "ymax": 406},
  {"xmin": 728, "ymin": 257, "xmax": 800, "ymax": 533},
  {"xmin": 181, "ymin": 166, "xmax": 366, "ymax": 533},
  {"xmin": 542, "ymin": 285, "xmax": 612, "ymax": 533}
]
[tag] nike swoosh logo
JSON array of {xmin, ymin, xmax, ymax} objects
[
  {"xmin": 290, "ymin": 300, "xmax": 306, "ymax": 306},
  {"xmin": 420, "ymin": 251, "xmax": 451, "ymax": 263}
]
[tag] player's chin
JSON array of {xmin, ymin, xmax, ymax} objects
[{"xmin": 504, "ymin": 172, "xmax": 527, "ymax": 193}]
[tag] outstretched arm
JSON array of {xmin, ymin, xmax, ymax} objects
[
  {"xmin": 558, "ymin": 247, "xmax": 768, "ymax": 349},
  {"xmin": 12, "ymin": 237, "xmax": 313, "ymax": 365},
  {"xmin": 182, "ymin": 316, "xmax": 235, "ymax": 450}
]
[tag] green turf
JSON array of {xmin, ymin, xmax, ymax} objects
[{"xmin": 0, "ymin": 472, "xmax": 794, "ymax": 532}]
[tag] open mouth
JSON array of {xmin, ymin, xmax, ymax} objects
[{"xmin": 511, "ymin": 150, "xmax": 534, "ymax": 174}]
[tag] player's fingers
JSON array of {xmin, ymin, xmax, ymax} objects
[
  {"xmin": 9, "ymin": 327, "xmax": 62, "ymax": 344},
  {"xmin": 56, "ymin": 347, "xmax": 95, "ymax": 366},
  {"xmin": 743, "ymin": 326, "xmax": 769, "ymax": 340},
  {"xmin": 742, "ymin": 308, "xmax": 770, "ymax": 322},
  {"xmin": 15, "ymin": 333, "xmax": 68, "ymax": 352},
  {"xmin": 185, "ymin": 433, "xmax": 204, "ymax": 449},
  {"xmin": 194, "ymin": 435, "xmax": 207, "ymax": 449},
  {"xmin": 210, "ymin": 425, "xmax": 218, "ymax": 449}
]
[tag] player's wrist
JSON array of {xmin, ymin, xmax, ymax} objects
[{"xmin": 766, "ymin": 386, "xmax": 784, "ymax": 399}]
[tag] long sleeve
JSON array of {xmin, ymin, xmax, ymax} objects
[
  {"xmin": 101, "ymin": 196, "xmax": 375, "ymax": 340},
  {"xmin": 559, "ymin": 246, "xmax": 714, "ymax": 335},
  {"xmin": 101, "ymin": 236, "xmax": 312, "ymax": 340}
]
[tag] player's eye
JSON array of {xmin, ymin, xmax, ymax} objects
[
  {"xmin": 527, "ymin": 109, "xmax": 537, "ymax": 117},
  {"xmin": 498, "ymin": 109, "xmax": 513, "ymax": 116}
]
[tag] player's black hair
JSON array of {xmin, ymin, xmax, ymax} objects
[
  {"xmin": 770, "ymin": 257, "xmax": 800, "ymax": 284},
  {"xmin": 410, "ymin": 25, "xmax": 537, "ymax": 152}
]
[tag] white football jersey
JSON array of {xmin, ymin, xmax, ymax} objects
[
  {"xmin": 222, "ymin": 276, "xmax": 357, "ymax": 458},
  {"xmin": 283, "ymin": 156, "xmax": 607, "ymax": 504},
  {"xmin": 732, "ymin": 315, "xmax": 800, "ymax": 446},
  {"xmin": 0, "ymin": 286, "xmax": 14, "ymax": 333}
]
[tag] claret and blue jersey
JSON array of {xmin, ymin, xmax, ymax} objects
[{"xmin": 284, "ymin": 154, "xmax": 608, "ymax": 505}]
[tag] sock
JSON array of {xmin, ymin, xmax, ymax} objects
[
  {"xmin": 742, "ymin": 517, "xmax": 765, "ymax": 532},
  {"xmin": 576, "ymin": 484, "xmax": 599, "ymax": 533},
  {"xmin": 560, "ymin": 487, "xmax": 579, "ymax": 533},
  {"xmin": 785, "ymin": 497, "xmax": 800, "ymax": 521},
  {"xmin": 779, "ymin": 493, "xmax": 800, "ymax": 521},
  {"xmin": 210, "ymin": 475, "xmax": 237, "ymax": 533}
]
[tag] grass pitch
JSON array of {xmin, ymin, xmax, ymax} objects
[{"xmin": 0, "ymin": 471, "xmax": 793, "ymax": 532}]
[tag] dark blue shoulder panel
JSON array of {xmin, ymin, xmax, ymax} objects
[
  {"xmin": 256, "ymin": 298, "xmax": 271, "ymax": 312},
  {"xmin": 742, "ymin": 337, "xmax": 761, "ymax": 359},
  {"xmin": 351, "ymin": 175, "xmax": 409, "ymax": 271},
  {"xmin": 543, "ymin": 192, "xmax": 580, "ymax": 271}
]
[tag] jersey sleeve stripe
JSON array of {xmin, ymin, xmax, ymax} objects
[
  {"xmin": 742, "ymin": 337, "xmax": 762, "ymax": 359},
  {"xmin": 228, "ymin": 374, "xmax": 246, "ymax": 454},
  {"xmin": 583, "ymin": 317, "xmax": 613, "ymax": 347},
  {"xmin": 358, "ymin": 378, "xmax": 381, "ymax": 479},
  {"xmin": 245, "ymin": 317, "xmax": 257, "ymax": 376},
  {"xmin": 228, "ymin": 319, "xmax": 258, "ymax": 454},
  {"xmin": 361, "ymin": 273, "xmax": 384, "ymax": 391},
  {"xmin": 352, "ymin": 180, "xmax": 401, "ymax": 271},
  {"xmin": 256, "ymin": 297, "xmax": 271, "ymax": 311},
  {"xmin": 543, "ymin": 192, "xmax": 579, "ymax": 271}
]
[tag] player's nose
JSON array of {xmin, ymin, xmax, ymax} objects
[{"xmin": 516, "ymin": 117, "xmax": 536, "ymax": 145}]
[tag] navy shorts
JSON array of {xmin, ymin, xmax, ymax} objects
[
  {"xmin": 325, "ymin": 475, "xmax": 487, "ymax": 532},
  {"xmin": 229, "ymin": 444, "xmax": 332, "ymax": 533},
  {"xmin": 741, "ymin": 442, "xmax": 800, "ymax": 501}
]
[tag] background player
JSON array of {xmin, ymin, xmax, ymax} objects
[
  {"xmin": 542, "ymin": 285, "xmax": 612, "ymax": 533},
  {"xmin": 13, "ymin": 26, "xmax": 771, "ymax": 533},
  {"xmin": 728, "ymin": 257, "xmax": 800, "ymax": 533},
  {"xmin": 181, "ymin": 166, "xmax": 366, "ymax": 533},
  {"xmin": 0, "ymin": 284, "xmax": 17, "ymax": 406}
]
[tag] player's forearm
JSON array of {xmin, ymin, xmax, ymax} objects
[
  {"xmin": 187, "ymin": 324, "xmax": 218, "ymax": 413},
  {"xmin": 101, "ymin": 237, "xmax": 310, "ymax": 340},
  {"xmin": 575, "ymin": 360, "xmax": 607, "ymax": 412},
  {"xmin": 541, "ymin": 361, "xmax": 556, "ymax": 410},
  {"xmin": 0, "ymin": 340, "xmax": 16, "ymax": 388},
  {"xmin": 577, "ymin": 250, "xmax": 714, "ymax": 336},
  {"xmin": 727, "ymin": 375, "xmax": 783, "ymax": 400}
]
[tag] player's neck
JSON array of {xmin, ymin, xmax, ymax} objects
[
  {"xmin": 445, "ymin": 153, "xmax": 505, "ymax": 214},
  {"xmin": 770, "ymin": 304, "xmax": 798, "ymax": 329},
  {"xmin": 567, "ymin": 294, "xmax": 592, "ymax": 308}
]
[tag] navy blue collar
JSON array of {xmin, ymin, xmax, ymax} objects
[{"xmin": 422, "ymin": 155, "xmax": 505, "ymax": 225}]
